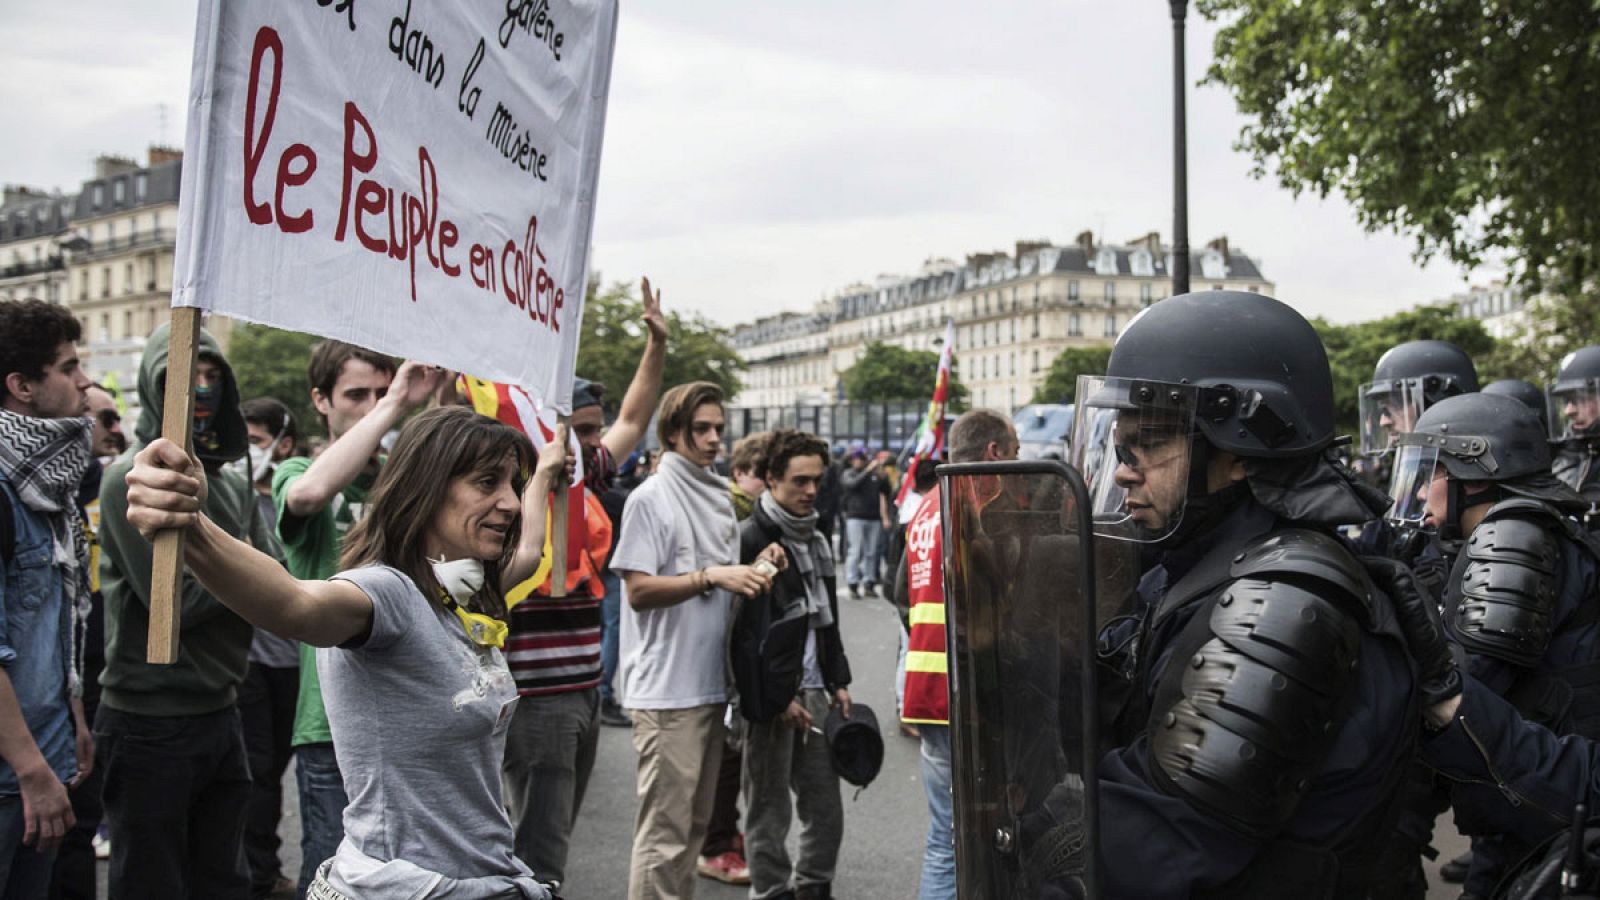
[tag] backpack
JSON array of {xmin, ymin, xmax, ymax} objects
[{"xmin": 729, "ymin": 563, "xmax": 811, "ymax": 723}]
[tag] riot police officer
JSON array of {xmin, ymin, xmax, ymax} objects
[
  {"xmin": 1550, "ymin": 346, "xmax": 1600, "ymax": 521},
  {"xmin": 1359, "ymin": 339, "xmax": 1481, "ymax": 458},
  {"xmin": 1071, "ymin": 291, "xmax": 1417, "ymax": 898},
  {"xmin": 1482, "ymin": 378, "xmax": 1550, "ymax": 432},
  {"xmin": 1384, "ymin": 391, "xmax": 1600, "ymax": 898}
]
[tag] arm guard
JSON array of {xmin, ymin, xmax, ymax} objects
[
  {"xmin": 1149, "ymin": 529, "xmax": 1368, "ymax": 837},
  {"xmin": 1449, "ymin": 501, "xmax": 1563, "ymax": 669}
]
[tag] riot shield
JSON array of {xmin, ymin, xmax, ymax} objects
[{"xmin": 938, "ymin": 460, "xmax": 1129, "ymax": 900}]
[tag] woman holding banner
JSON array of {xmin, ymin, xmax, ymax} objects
[{"xmin": 120, "ymin": 406, "xmax": 569, "ymax": 898}]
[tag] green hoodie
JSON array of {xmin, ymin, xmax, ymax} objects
[{"xmin": 98, "ymin": 321, "xmax": 280, "ymax": 716}]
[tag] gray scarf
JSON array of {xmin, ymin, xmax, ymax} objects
[
  {"xmin": 0, "ymin": 408, "xmax": 92, "ymax": 694},
  {"xmin": 758, "ymin": 490, "xmax": 835, "ymax": 629},
  {"xmin": 654, "ymin": 452, "xmax": 739, "ymax": 574}
]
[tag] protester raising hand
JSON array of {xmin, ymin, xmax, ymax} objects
[{"xmin": 640, "ymin": 275, "xmax": 668, "ymax": 344}]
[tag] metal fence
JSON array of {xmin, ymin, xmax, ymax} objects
[{"xmin": 723, "ymin": 401, "xmax": 932, "ymax": 451}]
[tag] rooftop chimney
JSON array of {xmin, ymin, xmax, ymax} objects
[
  {"xmin": 1207, "ymin": 235, "xmax": 1230, "ymax": 259},
  {"xmin": 1127, "ymin": 231, "xmax": 1162, "ymax": 254},
  {"xmin": 1014, "ymin": 240, "xmax": 1052, "ymax": 261},
  {"xmin": 147, "ymin": 146, "xmax": 183, "ymax": 167},
  {"xmin": 1075, "ymin": 230, "xmax": 1095, "ymax": 255},
  {"xmin": 94, "ymin": 155, "xmax": 140, "ymax": 179}
]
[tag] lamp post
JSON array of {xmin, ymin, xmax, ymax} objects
[{"xmin": 1170, "ymin": 0, "xmax": 1191, "ymax": 296}]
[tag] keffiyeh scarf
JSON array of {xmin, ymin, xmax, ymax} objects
[
  {"xmin": 758, "ymin": 490, "xmax": 835, "ymax": 629},
  {"xmin": 0, "ymin": 408, "xmax": 93, "ymax": 693}
]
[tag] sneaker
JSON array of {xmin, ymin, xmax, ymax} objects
[
  {"xmin": 600, "ymin": 698, "xmax": 632, "ymax": 728},
  {"xmin": 899, "ymin": 722, "xmax": 921, "ymax": 739},
  {"xmin": 847, "ymin": 584, "xmax": 860, "ymax": 599},
  {"xmin": 696, "ymin": 851, "xmax": 751, "ymax": 885},
  {"xmin": 863, "ymin": 582, "xmax": 878, "ymax": 597},
  {"xmin": 92, "ymin": 826, "xmax": 110, "ymax": 860}
]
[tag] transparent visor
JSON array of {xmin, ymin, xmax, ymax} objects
[
  {"xmin": 1070, "ymin": 376, "xmax": 1197, "ymax": 543},
  {"xmin": 1549, "ymin": 382, "xmax": 1600, "ymax": 442},
  {"xmin": 1358, "ymin": 380, "xmax": 1427, "ymax": 456},
  {"xmin": 1385, "ymin": 444, "xmax": 1442, "ymax": 526}
]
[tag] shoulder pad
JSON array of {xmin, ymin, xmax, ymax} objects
[
  {"xmin": 1150, "ymin": 545, "xmax": 1363, "ymax": 837},
  {"xmin": 1450, "ymin": 502, "xmax": 1562, "ymax": 668},
  {"xmin": 1229, "ymin": 528, "xmax": 1376, "ymax": 627}
]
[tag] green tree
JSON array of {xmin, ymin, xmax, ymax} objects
[
  {"xmin": 1031, "ymin": 345, "xmax": 1112, "ymax": 405},
  {"xmin": 1312, "ymin": 306, "xmax": 1497, "ymax": 437},
  {"xmin": 1200, "ymin": 0, "xmax": 1600, "ymax": 352},
  {"xmin": 575, "ymin": 279, "xmax": 744, "ymax": 414},
  {"xmin": 840, "ymin": 341, "xmax": 969, "ymax": 409},
  {"xmin": 227, "ymin": 323, "xmax": 325, "ymax": 439}
]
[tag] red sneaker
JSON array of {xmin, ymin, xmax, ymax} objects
[{"xmin": 696, "ymin": 851, "xmax": 751, "ymax": 885}]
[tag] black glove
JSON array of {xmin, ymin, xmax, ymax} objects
[{"xmin": 1362, "ymin": 556, "xmax": 1462, "ymax": 709}]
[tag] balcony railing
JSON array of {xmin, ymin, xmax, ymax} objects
[
  {"xmin": 70, "ymin": 230, "xmax": 177, "ymax": 261},
  {"xmin": 0, "ymin": 256, "xmax": 65, "ymax": 279}
]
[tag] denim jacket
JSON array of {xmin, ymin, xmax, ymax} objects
[{"xmin": 0, "ymin": 475, "xmax": 77, "ymax": 797}]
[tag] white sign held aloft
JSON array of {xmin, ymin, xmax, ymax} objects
[{"xmin": 173, "ymin": 0, "xmax": 619, "ymax": 412}]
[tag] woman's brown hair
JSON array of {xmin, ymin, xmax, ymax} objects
[{"xmin": 340, "ymin": 406, "xmax": 534, "ymax": 620}]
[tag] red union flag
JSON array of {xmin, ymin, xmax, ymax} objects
[
  {"xmin": 897, "ymin": 318, "xmax": 956, "ymax": 507},
  {"xmin": 172, "ymin": 1, "xmax": 619, "ymax": 412}
]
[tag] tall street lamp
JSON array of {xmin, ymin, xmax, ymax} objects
[{"xmin": 1170, "ymin": 0, "xmax": 1191, "ymax": 296}]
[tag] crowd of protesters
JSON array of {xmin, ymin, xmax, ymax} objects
[{"xmin": 0, "ymin": 292, "xmax": 947, "ymax": 900}]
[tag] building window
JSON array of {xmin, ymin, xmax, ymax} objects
[
  {"xmin": 1032, "ymin": 313, "xmax": 1040, "ymax": 338},
  {"xmin": 1141, "ymin": 283, "xmax": 1152, "ymax": 304},
  {"xmin": 123, "ymin": 310, "xmax": 133, "ymax": 337},
  {"xmin": 1032, "ymin": 350, "xmax": 1040, "ymax": 373},
  {"xmin": 113, "ymin": 179, "xmax": 126, "ymax": 204},
  {"xmin": 1104, "ymin": 314, "xmax": 1117, "ymax": 337},
  {"xmin": 98, "ymin": 314, "xmax": 110, "ymax": 343},
  {"xmin": 1104, "ymin": 282, "xmax": 1116, "ymax": 304},
  {"xmin": 1009, "ymin": 354, "xmax": 1016, "ymax": 376},
  {"xmin": 124, "ymin": 263, "xmax": 133, "ymax": 294},
  {"xmin": 1069, "ymin": 314, "xmax": 1082, "ymax": 336},
  {"xmin": 1247, "ymin": 285, "xmax": 1260, "ymax": 294},
  {"xmin": 1068, "ymin": 280, "xmax": 1080, "ymax": 302},
  {"xmin": 1212, "ymin": 283, "xmax": 1224, "ymax": 290},
  {"xmin": 92, "ymin": 184, "xmax": 104, "ymax": 209},
  {"xmin": 135, "ymin": 173, "xmax": 148, "ymax": 201},
  {"xmin": 101, "ymin": 267, "xmax": 111, "ymax": 298}
]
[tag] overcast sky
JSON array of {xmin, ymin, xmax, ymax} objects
[{"xmin": 2, "ymin": 1, "xmax": 1483, "ymax": 326}]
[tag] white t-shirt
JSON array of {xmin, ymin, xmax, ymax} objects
[{"xmin": 610, "ymin": 478, "xmax": 734, "ymax": 710}]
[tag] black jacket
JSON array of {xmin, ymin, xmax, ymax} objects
[{"xmin": 730, "ymin": 501, "xmax": 851, "ymax": 723}]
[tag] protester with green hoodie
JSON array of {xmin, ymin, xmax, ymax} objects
[{"xmin": 95, "ymin": 321, "xmax": 279, "ymax": 899}]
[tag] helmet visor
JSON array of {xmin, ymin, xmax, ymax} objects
[
  {"xmin": 1359, "ymin": 380, "xmax": 1427, "ymax": 456},
  {"xmin": 1385, "ymin": 443, "xmax": 1442, "ymax": 526},
  {"xmin": 1549, "ymin": 381, "xmax": 1600, "ymax": 442},
  {"xmin": 1070, "ymin": 376, "xmax": 1197, "ymax": 543}
]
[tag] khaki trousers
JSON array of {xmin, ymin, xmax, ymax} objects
[{"xmin": 626, "ymin": 704, "xmax": 727, "ymax": 900}]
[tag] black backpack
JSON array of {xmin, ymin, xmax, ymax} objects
[{"xmin": 730, "ymin": 574, "xmax": 811, "ymax": 724}]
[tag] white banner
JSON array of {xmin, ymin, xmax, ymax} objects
[{"xmin": 172, "ymin": 0, "xmax": 618, "ymax": 412}]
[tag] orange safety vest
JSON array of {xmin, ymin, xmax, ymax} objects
[{"xmin": 902, "ymin": 484, "xmax": 948, "ymax": 725}]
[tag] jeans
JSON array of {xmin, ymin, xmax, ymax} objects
[
  {"xmin": 918, "ymin": 725, "xmax": 955, "ymax": 900},
  {"xmin": 294, "ymin": 743, "xmax": 347, "ymax": 898},
  {"xmin": 501, "ymin": 689, "xmax": 600, "ymax": 887},
  {"xmin": 0, "ymin": 794, "xmax": 58, "ymax": 900},
  {"xmin": 599, "ymin": 571, "xmax": 623, "ymax": 704},
  {"xmin": 843, "ymin": 518, "xmax": 881, "ymax": 587},
  {"xmin": 95, "ymin": 705, "xmax": 251, "ymax": 900},
  {"xmin": 239, "ymin": 663, "xmax": 297, "ymax": 897},
  {"xmin": 742, "ymin": 690, "xmax": 842, "ymax": 900}
]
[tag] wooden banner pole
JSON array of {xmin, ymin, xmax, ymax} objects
[
  {"xmin": 550, "ymin": 418, "xmax": 570, "ymax": 599},
  {"xmin": 147, "ymin": 307, "xmax": 201, "ymax": 664}
]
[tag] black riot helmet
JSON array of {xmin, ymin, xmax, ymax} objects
[
  {"xmin": 1071, "ymin": 291, "xmax": 1338, "ymax": 542},
  {"xmin": 1549, "ymin": 346, "xmax": 1600, "ymax": 442},
  {"xmin": 1359, "ymin": 340, "xmax": 1479, "ymax": 456},
  {"xmin": 1482, "ymin": 379, "xmax": 1550, "ymax": 432},
  {"xmin": 1387, "ymin": 393, "xmax": 1582, "ymax": 527}
]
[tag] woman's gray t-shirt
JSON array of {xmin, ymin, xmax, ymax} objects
[{"xmin": 322, "ymin": 565, "xmax": 525, "ymax": 880}]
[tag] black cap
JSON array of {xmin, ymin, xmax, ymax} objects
[{"xmin": 572, "ymin": 378, "xmax": 605, "ymax": 412}]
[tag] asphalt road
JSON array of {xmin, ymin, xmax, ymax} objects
[{"xmin": 92, "ymin": 579, "xmax": 1471, "ymax": 899}]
